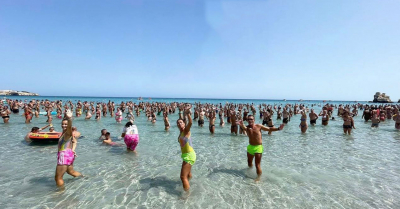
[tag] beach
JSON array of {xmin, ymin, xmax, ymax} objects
[{"xmin": 1, "ymin": 96, "xmax": 400, "ymax": 208}]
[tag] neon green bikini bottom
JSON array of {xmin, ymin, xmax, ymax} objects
[{"xmin": 181, "ymin": 151, "xmax": 196, "ymax": 165}]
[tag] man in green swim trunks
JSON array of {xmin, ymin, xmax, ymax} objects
[{"xmin": 239, "ymin": 115, "xmax": 284, "ymax": 179}]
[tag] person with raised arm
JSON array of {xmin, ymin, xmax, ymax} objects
[
  {"xmin": 177, "ymin": 104, "xmax": 196, "ymax": 191},
  {"xmin": 393, "ymin": 108, "xmax": 400, "ymax": 130},
  {"xmin": 55, "ymin": 110, "xmax": 82, "ymax": 187},
  {"xmin": 239, "ymin": 115, "xmax": 284, "ymax": 180}
]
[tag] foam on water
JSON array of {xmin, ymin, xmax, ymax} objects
[{"xmin": 1, "ymin": 97, "xmax": 400, "ymax": 208}]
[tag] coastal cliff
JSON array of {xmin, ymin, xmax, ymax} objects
[
  {"xmin": 0, "ymin": 90, "xmax": 39, "ymax": 96},
  {"xmin": 373, "ymin": 92, "xmax": 392, "ymax": 103}
]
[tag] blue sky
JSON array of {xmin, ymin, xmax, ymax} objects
[{"xmin": 1, "ymin": 0, "xmax": 399, "ymax": 101}]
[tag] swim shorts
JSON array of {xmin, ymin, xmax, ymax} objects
[
  {"xmin": 181, "ymin": 151, "xmax": 196, "ymax": 165},
  {"xmin": 124, "ymin": 134, "xmax": 139, "ymax": 151},
  {"xmin": 198, "ymin": 119, "xmax": 204, "ymax": 125},
  {"xmin": 57, "ymin": 149, "xmax": 75, "ymax": 165},
  {"xmin": 247, "ymin": 144, "xmax": 263, "ymax": 156},
  {"xmin": 310, "ymin": 119, "xmax": 316, "ymax": 124}
]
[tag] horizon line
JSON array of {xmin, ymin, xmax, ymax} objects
[{"xmin": 3, "ymin": 95, "xmax": 375, "ymax": 102}]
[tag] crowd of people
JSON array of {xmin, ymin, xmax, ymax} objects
[{"xmin": 1, "ymin": 98, "xmax": 400, "ymax": 190}]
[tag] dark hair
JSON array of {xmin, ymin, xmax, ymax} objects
[
  {"xmin": 31, "ymin": 127, "xmax": 39, "ymax": 132},
  {"xmin": 101, "ymin": 129, "xmax": 106, "ymax": 133},
  {"xmin": 125, "ymin": 121, "xmax": 133, "ymax": 127},
  {"xmin": 247, "ymin": 115, "xmax": 254, "ymax": 119},
  {"xmin": 105, "ymin": 132, "xmax": 110, "ymax": 136}
]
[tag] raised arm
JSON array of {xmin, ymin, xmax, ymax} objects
[
  {"xmin": 65, "ymin": 110, "xmax": 73, "ymax": 137},
  {"xmin": 260, "ymin": 124, "xmax": 284, "ymax": 132},
  {"xmin": 184, "ymin": 106, "xmax": 192, "ymax": 132},
  {"xmin": 239, "ymin": 120, "xmax": 247, "ymax": 131},
  {"xmin": 40, "ymin": 124, "xmax": 51, "ymax": 131}
]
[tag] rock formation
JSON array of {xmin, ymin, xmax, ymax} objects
[
  {"xmin": 0, "ymin": 90, "xmax": 39, "ymax": 96},
  {"xmin": 373, "ymin": 92, "xmax": 392, "ymax": 103}
]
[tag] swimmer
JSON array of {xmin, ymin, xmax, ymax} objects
[
  {"xmin": 1, "ymin": 106, "xmax": 11, "ymax": 123},
  {"xmin": 55, "ymin": 110, "xmax": 82, "ymax": 187},
  {"xmin": 177, "ymin": 105, "xmax": 195, "ymax": 191},
  {"xmin": 209, "ymin": 109, "xmax": 216, "ymax": 134},
  {"xmin": 121, "ymin": 121, "xmax": 139, "ymax": 152},
  {"xmin": 85, "ymin": 108, "xmax": 92, "ymax": 120},
  {"xmin": 319, "ymin": 109, "xmax": 329, "ymax": 126},
  {"xmin": 393, "ymin": 109, "xmax": 400, "ymax": 130},
  {"xmin": 24, "ymin": 124, "xmax": 52, "ymax": 141},
  {"xmin": 239, "ymin": 115, "xmax": 284, "ymax": 181},
  {"xmin": 371, "ymin": 110, "xmax": 380, "ymax": 128},
  {"xmin": 115, "ymin": 108, "xmax": 123, "ymax": 123},
  {"xmin": 299, "ymin": 110, "xmax": 308, "ymax": 133},
  {"xmin": 309, "ymin": 109, "xmax": 318, "ymax": 126},
  {"xmin": 230, "ymin": 109, "xmax": 238, "ymax": 135},
  {"xmin": 49, "ymin": 126, "xmax": 56, "ymax": 132},
  {"xmin": 282, "ymin": 107, "xmax": 290, "ymax": 124},
  {"xmin": 163, "ymin": 111, "xmax": 170, "ymax": 131},
  {"xmin": 72, "ymin": 126, "xmax": 81, "ymax": 139},
  {"xmin": 99, "ymin": 129, "xmax": 107, "ymax": 140},
  {"xmin": 218, "ymin": 108, "xmax": 225, "ymax": 126},
  {"xmin": 198, "ymin": 108, "xmax": 205, "ymax": 127},
  {"xmin": 24, "ymin": 105, "xmax": 33, "ymax": 124},
  {"xmin": 362, "ymin": 107, "xmax": 372, "ymax": 122},
  {"xmin": 102, "ymin": 132, "xmax": 117, "ymax": 146},
  {"xmin": 342, "ymin": 111, "xmax": 355, "ymax": 135}
]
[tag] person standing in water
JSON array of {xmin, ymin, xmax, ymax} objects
[
  {"xmin": 1, "ymin": 106, "xmax": 11, "ymax": 123},
  {"xmin": 177, "ymin": 104, "xmax": 196, "ymax": 191},
  {"xmin": 55, "ymin": 110, "xmax": 82, "ymax": 187},
  {"xmin": 342, "ymin": 111, "xmax": 356, "ymax": 134},
  {"xmin": 208, "ymin": 109, "xmax": 216, "ymax": 134},
  {"xmin": 393, "ymin": 108, "xmax": 400, "ymax": 130},
  {"xmin": 163, "ymin": 111, "xmax": 170, "ymax": 131},
  {"xmin": 309, "ymin": 109, "xmax": 318, "ymax": 126},
  {"xmin": 239, "ymin": 115, "xmax": 284, "ymax": 180},
  {"xmin": 299, "ymin": 110, "xmax": 308, "ymax": 133},
  {"xmin": 121, "ymin": 121, "xmax": 139, "ymax": 152}
]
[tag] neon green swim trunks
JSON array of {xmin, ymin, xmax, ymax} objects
[
  {"xmin": 247, "ymin": 145, "xmax": 263, "ymax": 155},
  {"xmin": 181, "ymin": 151, "xmax": 196, "ymax": 165}
]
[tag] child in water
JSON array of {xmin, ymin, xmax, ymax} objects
[{"xmin": 102, "ymin": 132, "xmax": 115, "ymax": 146}]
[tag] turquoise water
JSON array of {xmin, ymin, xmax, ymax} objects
[{"xmin": 1, "ymin": 96, "xmax": 400, "ymax": 208}]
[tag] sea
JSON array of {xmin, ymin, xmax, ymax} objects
[{"xmin": 1, "ymin": 96, "xmax": 399, "ymax": 209}]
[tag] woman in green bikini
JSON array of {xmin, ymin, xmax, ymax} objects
[{"xmin": 177, "ymin": 104, "xmax": 196, "ymax": 191}]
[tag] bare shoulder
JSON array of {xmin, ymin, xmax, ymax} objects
[{"xmin": 254, "ymin": 124, "xmax": 263, "ymax": 130}]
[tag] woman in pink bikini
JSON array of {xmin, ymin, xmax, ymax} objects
[
  {"xmin": 55, "ymin": 110, "xmax": 82, "ymax": 187},
  {"xmin": 115, "ymin": 108, "xmax": 123, "ymax": 123}
]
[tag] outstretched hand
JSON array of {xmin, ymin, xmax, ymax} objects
[
  {"xmin": 279, "ymin": 124, "xmax": 285, "ymax": 130},
  {"xmin": 66, "ymin": 110, "xmax": 72, "ymax": 119}
]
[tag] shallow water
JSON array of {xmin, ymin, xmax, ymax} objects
[{"xmin": 1, "ymin": 97, "xmax": 400, "ymax": 208}]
